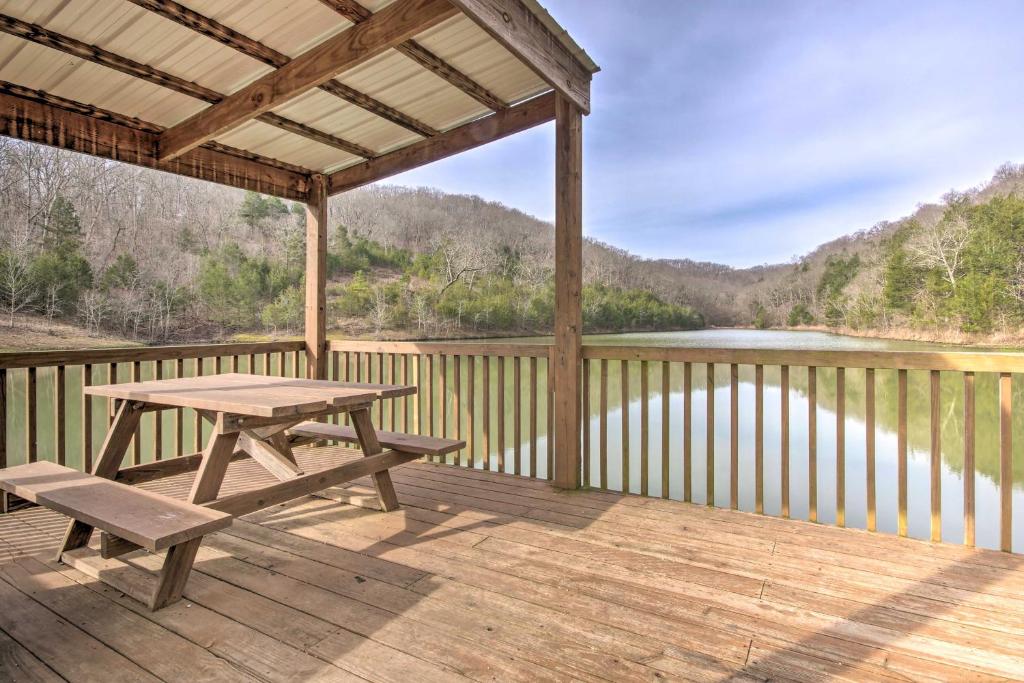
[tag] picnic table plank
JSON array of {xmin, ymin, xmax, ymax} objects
[
  {"xmin": 0, "ymin": 461, "xmax": 232, "ymax": 552},
  {"xmin": 84, "ymin": 373, "xmax": 413, "ymax": 417}
]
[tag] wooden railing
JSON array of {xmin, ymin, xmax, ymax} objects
[
  {"xmin": 0, "ymin": 341, "xmax": 306, "ymax": 473},
  {"xmin": 582, "ymin": 346, "xmax": 1024, "ymax": 553},
  {"xmin": 326, "ymin": 341, "xmax": 555, "ymax": 479},
  {"xmin": 3, "ymin": 339, "xmax": 1022, "ymax": 552}
]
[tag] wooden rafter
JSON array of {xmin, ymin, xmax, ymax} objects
[
  {"xmin": 319, "ymin": 0, "xmax": 508, "ymax": 111},
  {"xmin": 0, "ymin": 83, "xmax": 310, "ymax": 200},
  {"xmin": 449, "ymin": 0, "xmax": 593, "ymax": 114},
  {"xmin": 327, "ymin": 91, "xmax": 554, "ymax": 195},
  {"xmin": 0, "ymin": 13, "xmax": 375, "ymax": 159},
  {"xmin": 158, "ymin": 0, "xmax": 457, "ymax": 162},
  {"xmin": 126, "ymin": 0, "xmax": 438, "ymax": 138}
]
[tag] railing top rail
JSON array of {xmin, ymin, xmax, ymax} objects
[
  {"xmin": 582, "ymin": 344, "xmax": 1024, "ymax": 373},
  {"xmin": 0, "ymin": 340, "xmax": 305, "ymax": 370},
  {"xmin": 328, "ymin": 340, "xmax": 552, "ymax": 358}
]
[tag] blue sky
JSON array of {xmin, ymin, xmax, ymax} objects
[{"xmin": 388, "ymin": 0, "xmax": 1024, "ymax": 267}]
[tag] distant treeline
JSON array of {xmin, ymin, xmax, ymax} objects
[
  {"xmin": 0, "ymin": 141, "xmax": 702, "ymax": 342},
  {"xmin": 738, "ymin": 163, "xmax": 1024, "ymax": 337}
]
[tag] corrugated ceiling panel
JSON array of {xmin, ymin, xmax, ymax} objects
[
  {"xmin": 184, "ymin": 0, "xmax": 352, "ymax": 58},
  {"xmin": 0, "ymin": 0, "xmax": 582, "ymax": 181},
  {"xmin": 271, "ymin": 89, "xmax": 420, "ymax": 156},
  {"xmin": 215, "ymin": 119, "xmax": 360, "ymax": 171},
  {"xmin": 0, "ymin": 35, "xmax": 205, "ymax": 125},
  {"xmin": 414, "ymin": 15, "xmax": 550, "ymax": 106},
  {"xmin": 338, "ymin": 41, "xmax": 488, "ymax": 135}
]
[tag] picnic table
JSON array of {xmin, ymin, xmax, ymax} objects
[{"xmin": 0, "ymin": 373, "xmax": 463, "ymax": 610}]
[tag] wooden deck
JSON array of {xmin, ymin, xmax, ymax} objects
[{"xmin": 1, "ymin": 446, "xmax": 1023, "ymax": 682}]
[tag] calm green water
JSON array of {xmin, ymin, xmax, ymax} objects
[
  {"xmin": 478, "ymin": 329, "xmax": 1024, "ymax": 552},
  {"xmin": 4, "ymin": 329, "xmax": 1022, "ymax": 551}
]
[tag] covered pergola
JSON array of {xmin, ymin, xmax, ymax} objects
[{"xmin": 0, "ymin": 0, "xmax": 599, "ymax": 488}]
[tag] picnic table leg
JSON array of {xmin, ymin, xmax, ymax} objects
[
  {"xmin": 349, "ymin": 407, "xmax": 400, "ymax": 512},
  {"xmin": 150, "ymin": 428, "xmax": 240, "ymax": 610},
  {"xmin": 57, "ymin": 400, "xmax": 143, "ymax": 561}
]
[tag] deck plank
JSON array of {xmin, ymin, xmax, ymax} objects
[{"xmin": 2, "ymin": 445, "xmax": 1024, "ymax": 682}]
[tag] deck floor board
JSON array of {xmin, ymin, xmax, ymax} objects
[{"xmin": 1, "ymin": 445, "xmax": 1023, "ymax": 682}]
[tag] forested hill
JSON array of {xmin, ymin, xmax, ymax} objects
[
  {"xmin": 2, "ymin": 138, "xmax": 1022, "ymax": 346},
  {"xmin": 701, "ymin": 162, "xmax": 1024, "ymax": 336},
  {"xmin": 0, "ymin": 142, "xmax": 703, "ymax": 343}
]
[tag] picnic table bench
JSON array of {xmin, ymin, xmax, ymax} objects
[{"xmin": 0, "ymin": 373, "xmax": 463, "ymax": 610}]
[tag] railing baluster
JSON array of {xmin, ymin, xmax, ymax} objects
[
  {"xmin": 897, "ymin": 368, "xmax": 908, "ymax": 537},
  {"xmin": 175, "ymin": 359, "xmax": 184, "ymax": 458},
  {"xmin": 781, "ymin": 365, "xmax": 789, "ymax": 518},
  {"xmin": 56, "ymin": 365, "xmax": 65, "ymax": 466},
  {"xmin": 547, "ymin": 353, "xmax": 554, "ymax": 481},
  {"xmin": 467, "ymin": 355, "xmax": 475, "ymax": 468},
  {"xmin": 27, "ymin": 366, "xmax": 37, "ymax": 463},
  {"xmin": 440, "ymin": 354, "xmax": 448, "ymax": 444},
  {"xmin": 706, "ymin": 363, "xmax": 714, "ymax": 506},
  {"xmin": 482, "ymin": 355, "xmax": 490, "ymax": 470},
  {"xmin": 621, "ymin": 359, "xmax": 630, "ymax": 493},
  {"xmin": 194, "ymin": 358, "xmax": 204, "ymax": 453},
  {"xmin": 1000, "ymin": 372, "xmax": 1012, "ymax": 552},
  {"xmin": 132, "ymin": 360, "xmax": 141, "ymax": 465},
  {"xmin": 82, "ymin": 365, "xmax": 92, "ymax": 472},
  {"xmin": 529, "ymin": 356, "xmax": 537, "ymax": 477},
  {"xmin": 963, "ymin": 371, "xmax": 975, "ymax": 547},
  {"xmin": 0, "ymin": 368, "xmax": 6, "ymax": 469},
  {"xmin": 600, "ymin": 358, "xmax": 608, "ymax": 489},
  {"xmin": 390, "ymin": 353, "xmax": 397, "ymax": 430},
  {"xmin": 514, "ymin": 356, "xmax": 521, "ymax": 475},
  {"xmin": 454, "ymin": 355, "xmax": 463, "ymax": 466},
  {"xmin": 230, "ymin": 354, "xmax": 238, "ymax": 373},
  {"xmin": 683, "ymin": 361, "xmax": 691, "ymax": 503},
  {"xmin": 930, "ymin": 369, "xmax": 941, "ymax": 542},
  {"xmin": 154, "ymin": 360, "xmax": 163, "ymax": 461},
  {"xmin": 661, "ymin": 361, "xmax": 670, "ymax": 499},
  {"xmin": 865, "ymin": 367, "xmax": 876, "ymax": 532},
  {"xmin": 730, "ymin": 363, "xmax": 738, "ymax": 510},
  {"xmin": 497, "ymin": 356, "xmax": 505, "ymax": 474},
  {"xmin": 248, "ymin": 353, "xmax": 255, "ymax": 375},
  {"xmin": 640, "ymin": 360, "xmax": 648, "ymax": 496},
  {"xmin": 836, "ymin": 367, "xmax": 845, "ymax": 527},
  {"xmin": 427, "ymin": 354, "xmax": 435, "ymax": 439},
  {"xmin": 409, "ymin": 354, "xmax": 417, "ymax": 436},
  {"xmin": 755, "ymin": 364, "xmax": 763, "ymax": 514},
  {"xmin": 808, "ymin": 366, "xmax": 817, "ymax": 523}
]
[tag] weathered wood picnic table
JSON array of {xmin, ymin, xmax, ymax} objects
[{"xmin": 0, "ymin": 373, "xmax": 463, "ymax": 610}]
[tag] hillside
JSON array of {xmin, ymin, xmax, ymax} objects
[{"xmin": 2, "ymin": 137, "xmax": 1023, "ymax": 348}]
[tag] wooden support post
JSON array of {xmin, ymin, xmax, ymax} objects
[
  {"xmin": 552, "ymin": 93, "xmax": 583, "ymax": 490},
  {"xmin": 305, "ymin": 174, "xmax": 328, "ymax": 380}
]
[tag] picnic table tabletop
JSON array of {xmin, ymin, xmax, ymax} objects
[{"xmin": 84, "ymin": 372, "xmax": 415, "ymax": 417}]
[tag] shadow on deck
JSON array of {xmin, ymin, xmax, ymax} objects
[{"xmin": 1, "ymin": 444, "xmax": 1023, "ymax": 682}]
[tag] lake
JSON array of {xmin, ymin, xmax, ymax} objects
[
  {"xmin": 4, "ymin": 328, "xmax": 1022, "ymax": 552},
  {"xmin": 481, "ymin": 328, "xmax": 1024, "ymax": 552}
]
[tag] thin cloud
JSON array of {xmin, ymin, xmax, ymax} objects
[{"xmin": 387, "ymin": 0, "xmax": 1024, "ymax": 267}]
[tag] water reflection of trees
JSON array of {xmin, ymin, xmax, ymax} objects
[{"xmin": 577, "ymin": 360, "xmax": 1022, "ymax": 486}]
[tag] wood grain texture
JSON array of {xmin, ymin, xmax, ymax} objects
[
  {"xmin": 328, "ymin": 92, "xmax": 556, "ymax": 195},
  {"xmin": 449, "ymin": 0, "xmax": 594, "ymax": 112},
  {"xmin": 552, "ymin": 95, "xmax": 583, "ymax": 489},
  {"xmin": 0, "ymin": 461, "xmax": 231, "ymax": 552},
  {"xmin": 289, "ymin": 421, "xmax": 464, "ymax": 456},
  {"xmin": 158, "ymin": 0, "xmax": 456, "ymax": 160},
  {"xmin": 305, "ymin": 175, "xmax": 328, "ymax": 380}
]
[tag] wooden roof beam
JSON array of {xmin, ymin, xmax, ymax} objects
[
  {"xmin": 127, "ymin": 0, "xmax": 438, "ymax": 138},
  {"xmin": 157, "ymin": 0, "xmax": 457, "ymax": 162},
  {"xmin": 320, "ymin": 0, "xmax": 508, "ymax": 111},
  {"xmin": 327, "ymin": 90, "xmax": 554, "ymax": 195},
  {"xmin": 448, "ymin": 0, "xmax": 592, "ymax": 114},
  {"xmin": 0, "ymin": 82, "xmax": 311, "ymax": 201},
  {"xmin": 0, "ymin": 13, "xmax": 375, "ymax": 159}
]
